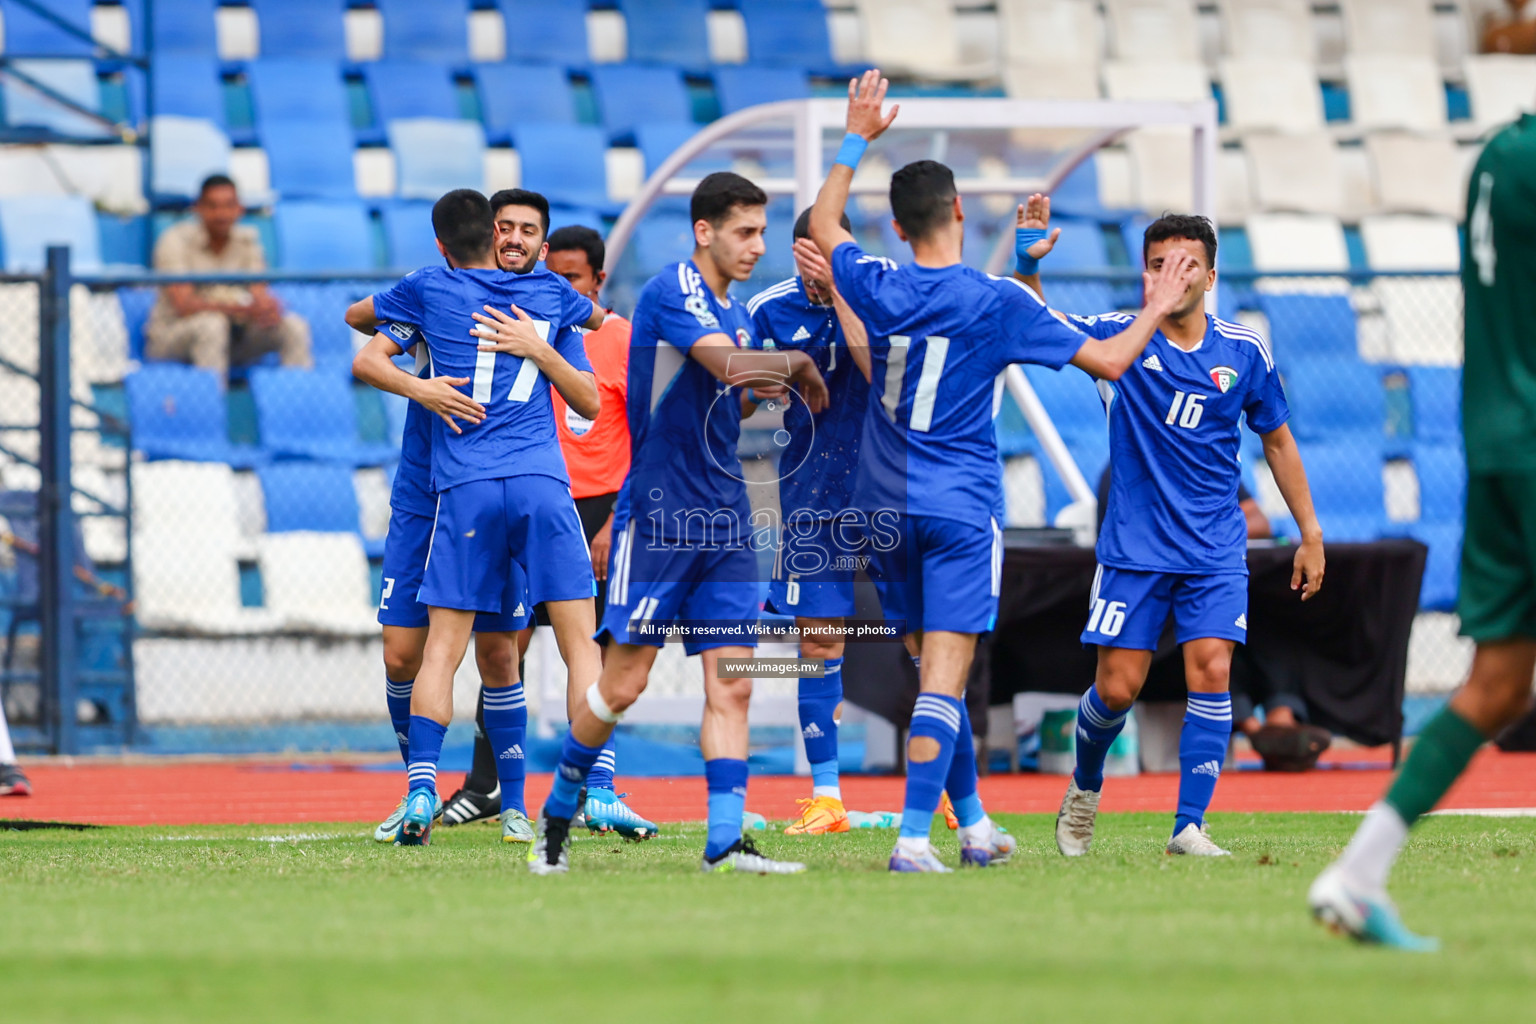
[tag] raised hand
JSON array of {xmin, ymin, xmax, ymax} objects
[
  {"xmin": 846, "ymin": 69, "xmax": 899, "ymax": 142},
  {"xmin": 1015, "ymin": 192, "xmax": 1061, "ymax": 263}
]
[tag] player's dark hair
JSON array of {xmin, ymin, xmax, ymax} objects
[
  {"xmin": 792, "ymin": 206, "xmax": 850, "ymax": 239},
  {"xmin": 889, "ymin": 160, "xmax": 958, "ymax": 242},
  {"xmin": 197, "ymin": 173, "xmax": 237, "ymax": 200},
  {"xmin": 431, "ymin": 188, "xmax": 495, "ymax": 264},
  {"xmin": 691, "ymin": 172, "xmax": 768, "ymax": 227},
  {"xmin": 1143, "ymin": 213, "xmax": 1217, "ymax": 268},
  {"xmin": 547, "ymin": 225, "xmax": 605, "ymax": 273},
  {"xmin": 489, "ymin": 188, "xmax": 551, "ymax": 235}
]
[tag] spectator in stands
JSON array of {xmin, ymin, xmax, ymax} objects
[{"xmin": 145, "ymin": 174, "xmax": 313, "ymax": 383}]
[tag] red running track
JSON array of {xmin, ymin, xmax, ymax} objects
[{"xmin": 7, "ymin": 749, "xmax": 1536, "ymax": 827}]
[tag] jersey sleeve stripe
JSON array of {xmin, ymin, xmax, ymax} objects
[
  {"xmin": 745, "ymin": 278, "xmax": 798, "ymax": 316},
  {"xmin": 1213, "ymin": 318, "xmax": 1274, "ymax": 371}
]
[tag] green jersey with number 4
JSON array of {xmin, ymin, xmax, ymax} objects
[{"xmin": 1464, "ymin": 113, "xmax": 1536, "ymax": 474}]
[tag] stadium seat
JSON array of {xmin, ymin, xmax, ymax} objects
[
  {"xmin": 997, "ymin": 0, "xmax": 1101, "ymax": 101},
  {"xmin": 145, "ymin": 0, "xmax": 219, "ymax": 55},
  {"xmin": 148, "ymin": 116, "xmax": 232, "ymax": 202},
  {"xmin": 268, "ymin": 282, "xmax": 370, "ymax": 373},
  {"xmin": 272, "ymin": 200, "xmax": 374, "ymax": 271},
  {"xmin": 261, "ymin": 118, "xmax": 357, "ymax": 198},
  {"xmin": 1407, "ymin": 366, "xmax": 1459, "ymax": 444},
  {"xmin": 257, "ymin": 531, "xmax": 377, "ymax": 635},
  {"xmin": 853, "ymin": 0, "xmax": 994, "ymax": 81},
  {"xmin": 1408, "ymin": 520, "xmax": 1459, "ymax": 611},
  {"xmin": 1219, "ymin": 58, "xmax": 1325, "ymax": 132},
  {"xmin": 1464, "ymin": 54, "xmax": 1536, "ymax": 131},
  {"xmin": 497, "ymin": 0, "xmax": 589, "ymax": 69},
  {"xmin": 476, "ymin": 64, "xmax": 575, "ymax": 146},
  {"xmin": 1043, "ymin": 432, "xmax": 1109, "ymax": 524},
  {"xmin": 1345, "ymin": 55, "xmax": 1447, "ymax": 132},
  {"xmin": 0, "ymin": 0, "xmax": 97, "ymax": 53},
  {"xmin": 1412, "ymin": 442, "xmax": 1465, "ymax": 525},
  {"xmin": 388, "ymin": 119, "xmax": 486, "ymax": 199},
  {"xmin": 1244, "ymin": 213, "xmax": 1349, "ymax": 272},
  {"xmin": 512, "ymin": 123, "xmax": 615, "ymax": 211},
  {"xmin": 635, "ymin": 121, "xmax": 729, "ymax": 176},
  {"xmin": 124, "ymin": 365, "xmax": 264, "ymax": 467},
  {"xmin": 590, "ymin": 65, "xmax": 693, "ymax": 145},
  {"xmin": 1048, "ymin": 158, "xmax": 1113, "ymax": 220},
  {"xmin": 132, "ymin": 530, "xmax": 279, "ymax": 634},
  {"xmin": 0, "ymin": 195, "xmax": 100, "ymax": 273},
  {"xmin": 629, "ymin": 207, "xmax": 697, "ymax": 269},
  {"xmin": 379, "ymin": 202, "xmax": 443, "ymax": 270},
  {"xmin": 1103, "ymin": 0, "xmax": 1200, "ymax": 62},
  {"xmin": 247, "ymin": 59, "xmax": 351, "ymax": 134},
  {"xmin": 1040, "ymin": 217, "xmax": 1109, "ymax": 270},
  {"xmin": 1282, "ymin": 357, "xmax": 1385, "ymax": 443},
  {"xmin": 616, "ymin": 0, "xmax": 713, "ymax": 71},
  {"xmin": 739, "ymin": 0, "xmax": 845, "ymax": 75},
  {"xmin": 363, "ymin": 61, "xmax": 462, "ymax": 127},
  {"xmin": 1300, "ymin": 441, "xmax": 1386, "ymax": 541},
  {"xmin": 250, "ymin": 368, "xmax": 396, "ymax": 465},
  {"xmin": 1244, "ymin": 131, "xmax": 1344, "ymax": 216},
  {"xmin": 1359, "ymin": 214, "xmax": 1460, "ymax": 271},
  {"xmin": 251, "ymin": 0, "xmax": 347, "ymax": 60},
  {"xmin": 256, "ymin": 461, "xmax": 364, "ymax": 533},
  {"xmin": 1102, "ymin": 61, "xmax": 1210, "ymax": 104},
  {"xmin": 1215, "ymin": 0, "xmax": 1314, "ymax": 62},
  {"xmin": 149, "ymin": 55, "xmax": 225, "ymax": 131},
  {"xmin": 712, "ymin": 66, "xmax": 811, "ymax": 116},
  {"xmin": 0, "ymin": 58, "xmax": 111, "ymax": 138},
  {"xmin": 1021, "ymin": 364, "xmax": 1106, "ymax": 441},
  {"xmin": 1365, "ymin": 134, "xmax": 1463, "ymax": 219},
  {"xmin": 1255, "ymin": 294, "xmax": 1358, "ymax": 363},
  {"xmin": 131, "ymin": 460, "xmax": 245, "ymax": 554},
  {"xmin": 1339, "ymin": 0, "xmax": 1437, "ymax": 60},
  {"xmin": 1125, "ymin": 128, "xmax": 1196, "ymax": 215},
  {"xmin": 377, "ymin": 0, "xmax": 470, "ymax": 63}
]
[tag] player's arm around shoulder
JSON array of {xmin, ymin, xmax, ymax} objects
[
  {"xmin": 351, "ymin": 330, "xmax": 484, "ymax": 435},
  {"xmin": 471, "ymin": 304, "xmax": 601, "ymax": 420},
  {"xmin": 1260, "ymin": 422, "xmax": 1325, "ymax": 600}
]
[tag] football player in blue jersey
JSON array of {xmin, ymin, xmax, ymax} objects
[
  {"xmin": 344, "ymin": 189, "xmax": 606, "ymax": 846},
  {"xmin": 530, "ymin": 172, "xmax": 830, "ymax": 876},
  {"xmin": 747, "ymin": 207, "xmax": 872, "ymax": 836},
  {"xmin": 1019, "ymin": 210, "xmax": 1327, "ymax": 858},
  {"xmin": 809, "ymin": 71, "xmax": 1201, "ymax": 873}
]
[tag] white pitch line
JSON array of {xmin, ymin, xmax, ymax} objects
[{"xmin": 1427, "ymin": 808, "xmax": 1536, "ymax": 818}]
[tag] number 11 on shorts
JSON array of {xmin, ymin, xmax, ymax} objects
[{"xmin": 1087, "ymin": 598, "xmax": 1126, "ymax": 637}]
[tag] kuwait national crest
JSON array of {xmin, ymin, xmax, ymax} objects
[{"xmin": 1209, "ymin": 366, "xmax": 1238, "ymax": 394}]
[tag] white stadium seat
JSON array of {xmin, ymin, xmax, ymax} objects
[
  {"xmin": 1216, "ymin": 0, "xmax": 1315, "ymax": 64},
  {"xmin": 1365, "ymin": 133, "xmax": 1464, "ymax": 219},
  {"xmin": 1360, "ymin": 214, "xmax": 1462, "ymax": 366},
  {"xmin": 132, "ymin": 460, "xmax": 245, "ymax": 555},
  {"xmin": 1245, "ymin": 131, "xmax": 1345, "ymax": 215},
  {"xmin": 388, "ymin": 119, "xmax": 487, "ymax": 199},
  {"xmin": 1339, "ymin": 0, "xmax": 1437, "ymax": 59},
  {"xmin": 853, "ymin": 0, "xmax": 996, "ymax": 81},
  {"xmin": 1125, "ymin": 128, "xmax": 1196, "ymax": 217},
  {"xmin": 257, "ymin": 531, "xmax": 378, "ymax": 636},
  {"xmin": 1464, "ymin": 54, "xmax": 1536, "ymax": 131},
  {"xmin": 149, "ymin": 116, "xmax": 233, "ymax": 203},
  {"xmin": 1102, "ymin": 60, "xmax": 1210, "ymax": 103},
  {"xmin": 1359, "ymin": 214, "xmax": 1460, "ymax": 271},
  {"xmin": 1103, "ymin": 0, "xmax": 1200, "ymax": 63},
  {"xmin": 998, "ymin": 0, "xmax": 1102, "ymax": 100},
  {"xmin": 1244, "ymin": 212, "xmax": 1350, "ymax": 272},
  {"xmin": 133, "ymin": 531, "xmax": 280, "ymax": 635},
  {"xmin": 1220, "ymin": 57, "xmax": 1325, "ymax": 132},
  {"xmin": 1346, "ymin": 55, "xmax": 1447, "ymax": 132}
]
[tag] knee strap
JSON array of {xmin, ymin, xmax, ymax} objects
[{"xmin": 586, "ymin": 682, "xmax": 624, "ymax": 724}]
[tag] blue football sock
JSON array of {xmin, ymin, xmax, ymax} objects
[
  {"xmin": 481, "ymin": 683, "xmax": 527, "ymax": 815},
  {"xmin": 1176, "ymin": 692, "xmax": 1232, "ymax": 836},
  {"xmin": 945, "ymin": 703, "xmax": 985, "ymax": 828},
  {"xmin": 899, "ymin": 694, "xmax": 962, "ymax": 841},
  {"xmin": 385, "ymin": 676, "xmax": 413, "ymax": 764},
  {"xmin": 1072, "ymin": 687, "xmax": 1130, "ymax": 793},
  {"xmin": 704, "ymin": 758, "xmax": 749, "ymax": 861},
  {"xmin": 405, "ymin": 715, "xmax": 447, "ymax": 796},
  {"xmin": 545, "ymin": 731, "xmax": 605, "ymax": 820},
  {"xmin": 799, "ymin": 657, "xmax": 842, "ymax": 797},
  {"xmin": 586, "ymin": 735, "xmax": 618, "ymax": 793}
]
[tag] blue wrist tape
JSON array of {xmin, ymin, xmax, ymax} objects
[
  {"xmin": 1015, "ymin": 226, "xmax": 1047, "ymax": 276},
  {"xmin": 834, "ymin": 133, "xmax": 869, "ymax": 170}
]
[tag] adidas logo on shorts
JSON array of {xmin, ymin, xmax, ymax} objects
[
  {"xmin": 1191, "ymin": 759, "xmax": 1222, "ymax": 778},
  {"xmin": 1235, "ymin": 613, "xmax": 1247, "ymax": 629}
]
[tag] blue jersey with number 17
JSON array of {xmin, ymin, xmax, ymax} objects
[
  {"xmin": 830, "ymin": 242, "xmax": 1087, "ymax": 527},
  {"xmin": 372, "ymin": 266, "xmax": 593, "ymax": 491},
  {"xmin": 1069, "ymin": 311, "xmax": 1289, "ymax": 575}
]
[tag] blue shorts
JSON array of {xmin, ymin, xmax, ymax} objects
[
  {"xmin": 378, "ymin": 506, "xmax": 532, "ymax": 631},
  {"xmin": 420, "ymin": 475, "xmax": 595, "ymax": 614},
  {"xmin": 867, "ymin": 514, "xmax": 1002, "ymax": 635},
  {"xmin": 597, "ymin": 521, "xmax": 761, "ymax": 655},
  {"xmin": 766, "ymin": 517, "xmax": 857, "ymax": 620},
  {"xmin": 1080, "ymin": 565, "xmax": 1248, "ymax": 649}
]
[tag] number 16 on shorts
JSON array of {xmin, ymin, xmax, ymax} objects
[{"xmin": 1086, "ymin": 595, "xmax": 1126, "ymax": 638}]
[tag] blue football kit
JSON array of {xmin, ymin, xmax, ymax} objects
[
  {"xmin": 600, "ymin": 260, "xmax": 760, "ymax": 654},
  {"xmin": 371, "ymin": 266, "xmax": 597, "ymax": 614},
  {"xmin": 830, "ymin": 243, "xmax": 1087, "ymax": 634},
  {"xmin": 747, "ymin": 276, "xmax": 870, "ymax": 620},
  {"xmin": 1068, "ymin": 311, "xmax": 1289, "ymax": 649}
]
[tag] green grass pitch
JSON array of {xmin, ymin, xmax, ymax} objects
[{"xmin": 4, "ymin": 812, "xmax": 1535, "ymax": 1022}]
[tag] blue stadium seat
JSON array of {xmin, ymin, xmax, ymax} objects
[
  {"xmin": 993, "ymin": 392, "xmax": 1035, "ymax": 458},
  {"xmin": 148, "ymin": 116, "xmax": 232, "ymax": 202},
  {"xmin": 363, "ymin": 61, "xmax": 462, "ymax": 129},
  {"xmin": 262, "ymin": 118, "xmax": 356, "ymax": 198},
  {"xmin": 498, "ymin": 0, "xmax": 589, "ymax": 69},
  {"xmin": 0, "ymin": 195, "xmax": 100, "ymax": 272},
  {"xmin": 590, "ymin": 64, "xmax": 692, "ymax": 144},
  {"xmin": 252, "ymin": 0, "xmax": 348, "ymax": 60},
  {"xmin": 629, "ymin": 207, "xmax": 696, "ymax": 270},
  {"xmin": 1043, "ymin": 433, "xmax": 1110, "ymax": 524},
  {"xmin": 1255, "ymin": 293, "xmax": 1357, "ymax": 364},
  {"xmin": 513, "ymin": 123, "xmax": 615, "ymax": 211},
  {"xmin": 1299, "ymin": 441, "xmax": 1385, "ymax": 541},
  {"xmin": 377, "ymin": 0, "xmax": 469, "ymax": 63},
  {"xmin": 1042, "ymin": 281, "xmax": 1116, "ymax": 317},
  {"xmin": 149, "ymin": 55, "xmax": 225, "ymax": 130},
  {"xmin": 616, "ymin": 0, "xmax": 712, "ymax": 71},
  {"xmin": 1040, "ymin": 217, "xmax": 1109, "ymax": 270},
  {"xmin": 1407, "ymin": 521, "xmax": 1460, "ymax": 611},
  {"xmin": 247, "ymin": 59, "xmax": 350, "ymax": 132},
  {"xmin": 1049, "ymin": 160, "xmax": 1108, "ymax": 220},
  {"xmin": 99, "ymin": 214, "xmax": 148, "ymax": 267},
  {"xmin": 124, "ymin": 365, "xmax": 265, "ymax": 466},
  {"xmin": 739, "ymin": 0, "xmax": 843, "ymax": 73},
  {"xmin": 257, "ymin": 461, "xmax": 364, "ymax": 534},
  {"xmin": 1407, "ymin": 366, "xmax": 1460, "ymax": 443},
  {"xmin": 270, "ymin": 282, "xmax": 372, "ymax": 373},
  {"xmin": 1413, "ymin": 443, "xmax": 1465, "ymax": 525},
  {"xmin": 475, "ymin": 64, "xmax": 575, "ymax": 146},
  {"xmin": 0, "ymin": 0, "xmax": 96, "ymax": 53},
  {"xmin": 250, "ymin": 368, "xmax": 396, "ymax": 464},
  {"xmin": 1022, "ymin": 364, "xmax": 1105, "ymax": 441},
  {"xmin": 757, "ymin": 200, "xmax": 796, "ymax": 283},
  {"xmin": 635, "ymin": 121, "xmax": 729, "ymax": 176},
  {"xmin": 1282, "ymin": 357, "xmax": 1385, "ymax": 443},
  {"xmin": 1, "ymin": 58, "xmax": 110, "ymax": 138},
  {"xmin": 713, "ymin": 65, "xmax": 811, "ymax": 115},
  {"xmin": 547, "ymin": 205, "xmax": 606, "ymax": 234},
  {"xmin": 387, "ymin": 119, "xmax": 486, "ymax": 199},
  {"xmin": 272, "ymin": 201, "xmax": 374, "ymax": 270},
  {"xmin": 379, "ymin": 202, "xmax": 443, "ymax": 271},
  {"xmin": 146, "ymin": 0, "xmax": 219, "ymax": 54}
]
